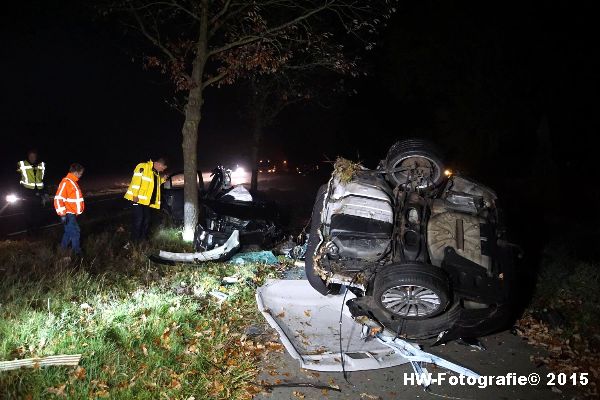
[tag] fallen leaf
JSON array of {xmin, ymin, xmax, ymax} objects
[
  {"xmin": 169, "ymin": 378, "xmax": 181, "ymax": 389},
  {"xmin": 47, "ymin": 384, "xmax": 67, "ymax": 397},
  {"xmin": 73, "ymin": 366, "xmax": 86, "ymax": 381},
  {"xmin": 360, "ymin": 394, "xmax": 381, "ymax": 400}
]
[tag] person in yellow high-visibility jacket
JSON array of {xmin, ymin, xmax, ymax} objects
[
  {"xmin": 124, "ymin": 158, "xmax": 168, "ymax": 241},
  {"xmin": 17, "ymin": 149, "xmax": 48, "ymax": 233}
]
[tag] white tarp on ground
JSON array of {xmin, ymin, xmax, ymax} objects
[{"xmin": 256, "ymin": 279, "xmax": 411, "ymax": 372}]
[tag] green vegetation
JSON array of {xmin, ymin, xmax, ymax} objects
[
  {"xmin": 517, "ymin": 244, "xmax": 600, "ymax": 397},
  {"xmin": 530, "ymin": 244, "xmax": 600, "ymax": 336},
  {"xmin": 0, "ymin": 223, "xmax": 279, "ymax": 399}
]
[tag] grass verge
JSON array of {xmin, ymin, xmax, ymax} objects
[{"xmin": 0, "ymin": 222, "xmax": 281, "ymax": 399}]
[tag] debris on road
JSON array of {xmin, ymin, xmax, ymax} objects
[
  {"xmin": 456, "ymin": 337, "xmax": 487, "ymax": 351},
  {"xmin": 209, "ymin": 290, "xmax": 229, "ymax": 303},
  {"xmin": 262, "ymin": 381, "xmax": 342, "ymax": 392},
  {"xmin": 222, "ymin": 276, "xmax": 240, "ymax": 284},
  {"xmin": 257, "ymin": 279, "xmax": 480, "ymax": 386}
]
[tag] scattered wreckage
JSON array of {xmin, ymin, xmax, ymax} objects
[
  {"xmin": 257, "ymin": 279, "xmax": 481, "ymax": 379},
  {"xmin": 158, "ymin": 166, "xmax": 283, "ymax": 263},
  {"xmin": 304, "ymin": 139, "xmax": 519, "ymax": 343}
]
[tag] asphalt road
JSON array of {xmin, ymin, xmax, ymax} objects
[
  {"xmin": 255, "ymin": 328, "xmax": 582, "ymax": 400},
  {"xmin": 0, "ymin": 193, "xmax": 128, "ymax": 238},
  {"xmin": 0, "ymin": 173, "xmax": 325, "ymax": 238}
]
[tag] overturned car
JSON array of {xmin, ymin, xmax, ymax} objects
[{"xmin": 305, "ymin": 139, "xmax": 518, "ymax": 343}]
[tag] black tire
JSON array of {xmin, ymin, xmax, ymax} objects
[
  {"xmin": 373, "ymin": 263, "xmax": 450, "ymax": 320},
  {"xmin": 384, "ymin": 139, "xmax": 445, "ymax": 189}
]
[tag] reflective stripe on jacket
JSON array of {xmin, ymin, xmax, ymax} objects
[
  {"xmin": 17, "ymin": 160, "xmax": 45, "ymax": 189},
  {"xmin": 54, "ymin": 173, "xmax": 85, "ymax": 216},
  {"xmin": 124, "ymin": 161, "xmax": 164, "ymax": 209}
]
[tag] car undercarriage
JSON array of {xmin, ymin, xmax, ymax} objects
[{"xmin": 305, "ymin": 139, "xmax": 519, "ymax": 342}]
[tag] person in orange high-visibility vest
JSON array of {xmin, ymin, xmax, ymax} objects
[{"xmin": 54, "ymin": 163, "xmax": 85, "ymax": 255}]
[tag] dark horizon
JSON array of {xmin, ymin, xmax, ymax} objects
[{"xmin": 1, "ymin": 1, "xmax": 595, "ymax": 190}]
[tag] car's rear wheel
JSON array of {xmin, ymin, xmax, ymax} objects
[
  {"xmin": 384, "ymin": 139, "xmax": 445, "ymax": 189},
  {"xmin": 373, "ymin": 263, "xmax": 450, "ymax": 320}
]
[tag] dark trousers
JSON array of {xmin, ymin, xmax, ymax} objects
[
  {"xmin": 131, "ymin": 204, "xmax": 152, "ymax": 241},
  {"xmin": 61, "ymin": 214, "xmax": 81, "ymax": 254},
  {"xmin": 21, "ymin": 189, "xmax": 42, "ymax": 232}
]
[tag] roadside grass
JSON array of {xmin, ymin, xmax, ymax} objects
[{"xmin": 0, "ymin": 223, "xmax": 280, "ymax": 399}]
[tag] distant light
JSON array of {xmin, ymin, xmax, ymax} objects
[
  {"xmin": 6, "ymin": 194, "xmax": 18, "ymax": 203},
  {"xmin": 231, "ymin": 165, "xmax": 249, "ymax": 185},
  {"xmin": 444, "ymin": 169, "xmax": 453, "ymax": 176},
  {"xmin": 283, "ymin": 160, "xmax": 287, "ymax": 164}
]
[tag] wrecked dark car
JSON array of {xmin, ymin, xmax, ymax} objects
[
  {"xmin": 162, "ymin": 166, "xmax": 282, "ymax": 253},
  {"xmin": 305, "ymin": 139, "xmax": 518, "ymax": 343}
]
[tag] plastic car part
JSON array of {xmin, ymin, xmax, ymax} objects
[
  {"xmin": 256, "ymin": 279, "xmax": 480, "ymax": 379},
  {"xmin": 158, "ymin": 230, "xmax": 240, "ymax": 263}
]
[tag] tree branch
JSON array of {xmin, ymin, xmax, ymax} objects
[
  {"xmin": 209, "ymin": 0, "xmax": 232, "ymax": 26},
  {"xmin": 127, "ymin": 1, "xmax": 191, "ymax": 80},
  {"xmin": 202, "ymin": 70, "xmax": 229, "ymax": 89},
  {"xmin": 127, "ymin": 1, "xmax": 201, "ymax": 21},
  {"xmin": 207, "ymin": 3, "xmax": 330, "ymax": 57}
]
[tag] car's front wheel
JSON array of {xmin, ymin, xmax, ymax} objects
[{"xmin": 373, "ymin": 263, "xmax": 450, "ymax": 320}]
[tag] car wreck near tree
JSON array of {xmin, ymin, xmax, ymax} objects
[
  {"xmin": 305, "ymin": 139, "xmax": 519, "ymax": 343},
  {"xmin": 159, "ymin": 166, "xmax": 283, "ymax": 262}
]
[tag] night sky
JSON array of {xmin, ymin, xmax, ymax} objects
[{"xmin": 1, "ymin": 1, "xmax": 596, "ymax": 191}]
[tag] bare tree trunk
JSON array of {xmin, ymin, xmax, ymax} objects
[{"xmin": 181, "ymin": 0, "xmax": 209, "ymax": 241}]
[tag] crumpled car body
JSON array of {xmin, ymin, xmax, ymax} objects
[
  {"xmin": 162, "ymin": 166, "xmax": 282, "ymax": 253},
  {"xmin": 305, "ymin": 139, "xmax": 519, "ymax": 343}
]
